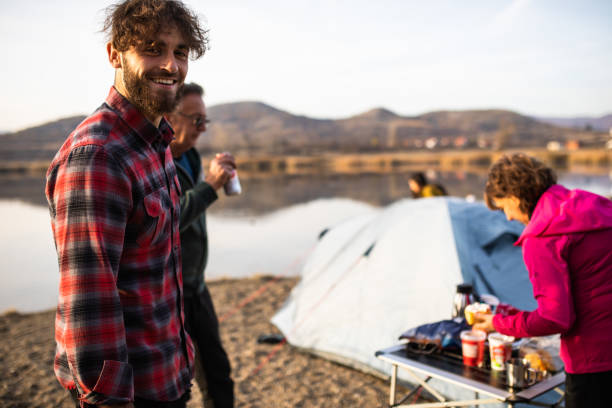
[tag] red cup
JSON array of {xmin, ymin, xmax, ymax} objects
[{"xmin": 460, "ymin": 330, "xmax": 487, "ymax": 367}]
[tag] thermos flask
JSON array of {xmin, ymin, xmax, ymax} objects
[{"xmin": 452, "ymin": 283, "xmax": 475, "ymax": 318}]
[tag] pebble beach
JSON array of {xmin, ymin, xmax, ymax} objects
[{"xmin": 0, "ymin": 276, "xmax": 413, "ymax": 408}]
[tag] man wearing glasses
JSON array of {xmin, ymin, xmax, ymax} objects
[{"xmin": 168, "ymin": 82, "xmax": 236, "ymax": 408}]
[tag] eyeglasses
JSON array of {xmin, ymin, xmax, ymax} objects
[{"xmin": 177, "ymin": 112, "xmax": 210, "ymax": 128}]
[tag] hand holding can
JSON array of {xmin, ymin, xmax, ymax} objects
[
  {"xmin": 213, "ymin": 152, "xmax": 241, "ymax": 196},
  {"xmin": 223, "ymin": 170, "xmax": 241, "ymax": 196}
]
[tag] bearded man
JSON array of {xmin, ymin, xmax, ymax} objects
[{"xmin": 45, "ymin": 1, "xmax": 208, "ymax": 407}]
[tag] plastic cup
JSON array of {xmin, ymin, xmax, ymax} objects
[
  {"xmin": 460, "ymin": 330, "xmax": 487, "ymax": 367},
  {"xmin": 488, "ymin": 333, "xmax": 514, "ymax": 371}
]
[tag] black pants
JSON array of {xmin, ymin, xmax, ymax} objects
[
  {"xmin": 70, "ymin": 388, "xmax": 190, "ymax": 408},
  {"xmin": 565, "ymin": 370, "xmax": 612, "ymax": 408},
  {"xmin": 184, "ymin": 286, "xmax": 234, "ymax": 408}
]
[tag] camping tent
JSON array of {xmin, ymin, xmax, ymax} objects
[{"xmin": 271, "ymin": 197, "xmax": 539, "ymax": 402}]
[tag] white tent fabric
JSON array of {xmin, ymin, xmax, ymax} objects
[{"xmin": 272, "ymin": 197, "xmax": 542, "ymax": 403}]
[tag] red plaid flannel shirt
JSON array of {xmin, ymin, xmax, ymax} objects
[{"xmin": 46, "ymin": 87, "xmax": 194, "ymax": 405}]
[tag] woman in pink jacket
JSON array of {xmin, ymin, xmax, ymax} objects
[{"xmin": 474, "ymin": 153, "xmax": 612, "ymax": 408}]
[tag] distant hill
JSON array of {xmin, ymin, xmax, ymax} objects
[
  {"xmin": 0, "ymin": 104, "xmax": 607, "ymax": 166},
  {"xmin": 0, "ymin": 116, "xmax": 86, "ymax": 163},
  {"xmin": 534, "ymin": 114, "xmax": 612, "ymax": 132},
  {"xmin": 205, "ymin": 102, "xmax": 336, "ymax": 154},
  {"xmin": 202, "ymin": 104, "xmax": 605, "ymax": 154}
]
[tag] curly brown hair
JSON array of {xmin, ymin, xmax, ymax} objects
[
  {"xmin": 485, "ymin": 153, "xmax": 557, "ymax": 218},
  {"xmin": 103, "ymin": 0, "xmax": 209, "ymax": 59}
]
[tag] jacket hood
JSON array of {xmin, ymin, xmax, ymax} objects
[{"xmin": 516, "ymin": 184, "xmax": 612, "ymax": 245}]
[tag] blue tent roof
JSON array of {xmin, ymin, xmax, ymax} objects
[{"xmin": 448, "ymin": 200, "xmax": 537, "ymax": 310}]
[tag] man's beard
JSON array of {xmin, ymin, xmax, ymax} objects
[{"xmin": 122, "ymin": 59, "xmax": 183, "ymax": 120}]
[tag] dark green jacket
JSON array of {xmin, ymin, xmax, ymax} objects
[{"xmin": 174, "ymin": 148, "xmax": 218, "ymax": 295}]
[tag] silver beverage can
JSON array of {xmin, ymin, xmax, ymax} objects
[{"xmin": 224, "ymin": 170, "xmax": 242, "ymax": 196}]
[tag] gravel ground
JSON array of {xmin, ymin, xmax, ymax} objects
[{"xmin": 0, "ymin": 276, "xmax": 415, "ymax": 408}]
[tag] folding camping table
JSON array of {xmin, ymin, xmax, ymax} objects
[{"xmin": 375, "ymin": 344, "xmax": 565, "ymax": 407}]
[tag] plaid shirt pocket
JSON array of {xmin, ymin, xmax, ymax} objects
[{"xmin": 137, "ymin": 188, "xmax": 172, "ymax": 248}]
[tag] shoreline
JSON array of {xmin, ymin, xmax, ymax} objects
[
  {"xmin": 0, "ymin": 276, "xmax": 414, "ymax": 407},
  {"xmin": 2, "ymin": 148, "xmax": 611, "ymax": 176}
]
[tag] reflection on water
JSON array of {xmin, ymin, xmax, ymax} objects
[
  {"xmin": 3, "ymin": 169, "xmax": 609, "ymax": 216},
  {"xmin": 206, "ymin": 199, "xmax": 376, "ymax": 280},
  {"xmin": 0, "ymin": 197, "xmax": 376, "ymax": 313},
  {"xmin": 0, "ymin": 171, "xmax": 490, "ymax": 215},
  {"xmin": 0, "ymin": 168, "xmax": 610, "ymax": 313},
  {"xmin": 211, "ymin": 171, "xmax": 489, "ymax": 216},
  {"xmin": 0, "ymin": 173, "xmax": 47, "ymax": 207},
  {"xmin": 0, "ymin": 200, "xmax": 60, "ymax": 313},
  {"xmin": 558, "ymin": 173, "xmax": 612, "ymax": 198}
]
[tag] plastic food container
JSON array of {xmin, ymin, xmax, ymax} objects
[
  {"xmin": 460, "ymin": 330, "xmax": 487, "ymax": 367},
  {"xmin": 488, "ymin": 332, "xmax": 514, "ymax": 370}
]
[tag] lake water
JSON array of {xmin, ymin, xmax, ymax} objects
[{"xmin": 1, "ymin": 169, "xmax": 611, "ymax": 313}]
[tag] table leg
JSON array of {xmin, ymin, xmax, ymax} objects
[
  {"xmin": 403, "ymin": 367, "xmax": 447, "ymax": 402},
  {"xmin": 390, "ymin": 364, "xmax": 398, "ymax": 406}
]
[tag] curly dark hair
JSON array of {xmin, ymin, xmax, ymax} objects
[
  {"xmin": 485, "ymin": 153, "xmax": 557, "ymax": 219},
  {"xmin": 103, "ymin": 0, "xmax": 209, "ymax": 60}
]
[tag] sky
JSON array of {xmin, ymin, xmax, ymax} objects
[{"xmin": 1, "ymin": 0, "xmax": 611, "ymax": 132}]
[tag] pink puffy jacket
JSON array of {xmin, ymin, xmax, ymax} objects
[{"xmin": 493, "ymin": 185, "xmax": 612, "ymax": 374}]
